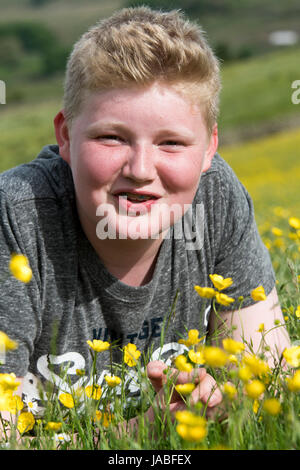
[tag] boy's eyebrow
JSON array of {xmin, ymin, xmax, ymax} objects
[{"xmin": 86, "ymin": 120, "xmax": 196, "ymax": 139}]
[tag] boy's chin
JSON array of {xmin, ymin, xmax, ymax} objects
[{"xmin": 96, "ymin": 217, "xmax": 169, "ymax": 242}]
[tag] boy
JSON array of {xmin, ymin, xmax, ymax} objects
[{"xmin": 0, "ymin": 7, "xmax": 290, "ymax": 424}]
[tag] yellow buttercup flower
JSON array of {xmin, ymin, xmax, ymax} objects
[
  {"xmin": 289, "ymin": 217, "xmax": 300, "ymax": 230},
  {"xmin": 288, "ymin": 232, "xmax": 298, "ymax": 241},
  {"xmin": 6, "ymin": 394, "xmax": 24, "ymax": 414},
  {"xmin": 17, "ymin": 412, "xmax": 35, "ymax": 434},
  {"xmin": 238, "ymin": 365, "xmax": 253, "ymax": 382},
  {"xmin": 252, "ymin": 399, "xmax": 260, "ymax": 414},
  {"xmin": 286, "ymin": 370, "xmax": 300, "ymax": 392},
  {"xmin": 104, "ymin": 375, "xmax": 122, "ymax": 388},
  {"xmin": 295, "ymin": 306, "xmax": 300, "ymax": 319},
  {"xmin": 178, "ymin": 329, "xmax": 201, "ymax": 347},
  {"xmin": 188, "ymin": 348, "xmax": 205, "ymax": 365},
  {"xmin": 9, "ymin": 253, "xmax": 32, "ymax": 283},
  {"xmin": 0, "ymin": 390, "xmax": 13, "ymax": 412},
  {"xmin": 45, "ymin": 421, "xmax": 62, "ymax": 432},
  {"xmin": 94, "ymin": 410, "xmax": 114, "ymax": 427},
  {"xmin": 0, "ymin": 331, "xmax": 18, "ymax": 352},
  {"xmin": 283, "ymin": 345, "xmax": 300, "ymax": 368},
  {"xmin": 223, "ymin": 382, "xmax": 237, "ymax": 400},
  {"xmin": 194, "ymin": 286, "xmax": 216, "ymax": 299},
  {"xmin": 87, "ymin": 339, "xmax": 110, "ymax": 352},
  {"xmin": 245, "ymin": 380, "xmax": 265, "ymax": 399},
  {"xmin": 85, "ymin": 384, "xmax": 102, "ymax": 400},
  {"xmin": 215, "ymin": 292, "xmax": 235, "ymax": 307},
  {"xmin": 175, "ymin": 410, "xmax": 206, "ymax": 427},
  {"xmin": 176, "ymin": 423, "xmax": 207, "ymax": 442},
  {"xmin": 251, "ymin": 286, "xmax": 267, "ymax": 302},
  {"xmin": 242, "ymin": 355, "xmax": 270, "ymax": 378},
  {"xmin": 174, "ymin": 354, "xmax": 194, "ymax": 372},
  {"xmin": 209, "ymin": 274, "xmax": 233, "ymax": 291},
  {"xmin": 263, "ymin": 398, "xmax": 281, "ymax": 416},
  {"xmin": 0, "ymin": 373, "xmax": 20, "ymax": 392},
  {"xmin": 228, "ymin": 354, "xmax": 238, "ymax": 365},
  {"xmin": 175, "ymin": 383, "xmax": 196, "ymax": 396},
  {"xmin": 271, "ymin": 227, "xmax": 283, "ymax": 237},
  {"xmin": 59, "ymin": 393, "xmax": 75, "ymax": 408},
  {"xmin": 203, "ymin": 346, "xmax": 228, "ymax": 368},
  {"xmin": 123, "ymin": 343, "xmax": 141, "ymax": 367},
  {"xmin": 222, "ymin": 338, "xmax": 245, "ymax": 355},
  {"xmin": 257, "ymin": 323, "xmax": 265, "ymax": 333}
]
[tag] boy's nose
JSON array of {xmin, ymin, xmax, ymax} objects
[{"xmin": 122, "ymin": 144, "xmax": 156, "ymax": 182}]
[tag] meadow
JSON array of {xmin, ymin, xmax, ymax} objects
[
  {"xmin": 1, "ymin": 220, "xmax": 300, "ymax": 450},
  {"xmin": 0, "ymin": 126, "xmax": 299, "ymax": 450}
]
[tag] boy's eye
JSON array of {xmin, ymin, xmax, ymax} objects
[
  {"xmin": 98, "ymin": 135, "xmax": 125, "ymax": 143},
  {"xmin": 160, "ymin": 140, "xmax": 185, "ymax": 148}
]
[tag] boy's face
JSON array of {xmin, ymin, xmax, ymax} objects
[{"xmin": 55, "ymin": 82, "xmax": 218, "ymax": 241}]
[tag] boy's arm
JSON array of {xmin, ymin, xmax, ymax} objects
[{"xmin": 208, "ymin": 286, "xmax": 291, "ymax": 367}]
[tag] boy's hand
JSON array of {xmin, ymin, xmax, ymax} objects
[{"xmin": 146, "ymin": 360, "xmax": 223, "ymax": 420}]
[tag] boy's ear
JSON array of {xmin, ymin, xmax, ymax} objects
[
  {"xmin": 202, "ymin": 123, "xmax": 218, "ymax": 173},
  {"xmin": 53, "ymin": 110, "xmax": 71, "ymax": 164}
]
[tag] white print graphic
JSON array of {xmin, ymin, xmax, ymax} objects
[
  {"xmin": 203, "ymin": 305, "xmax": 211, "ymax": 331},
  {"xmin": 291, "ymin": 80, "xmax": 300, "ymax": 104},
  {"xmin": 37, "ymin": 351, "xmax": 87, "ymax": 394},
  {"xmin": 96, "ymin": 200, "xmax": 204, "ymax": 251},
  {"xmin": 22, "ymin": 305, "xmax": 211, "ymax": 411},
  {"xmin": 22, "ymin": 341, "xmax": 199, "ymax": 411}
]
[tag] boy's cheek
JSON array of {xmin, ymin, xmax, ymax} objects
[
  {"xmin": 72, "ymin": 147, "xmax": 122, "ymax": 185},
  {"xmin": 160, "ymin": 168, "xmax": 201, "ymax": 194}
]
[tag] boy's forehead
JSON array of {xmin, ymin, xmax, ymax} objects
[
  {"xmin": 75, "ymin": 88, "xmax": 206, "ymax": 136},
  {"xmin": 79, "ymin": 82, "xmax": 204, "ymax": 116}
]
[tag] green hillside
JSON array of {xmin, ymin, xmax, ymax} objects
[
  {"xmin": 0, "ymin": 0, "xmax": 299, "ymax": 173},
  {"xmin": 1, "ymin": 44, "xmax": 300, "ymax": 172}
]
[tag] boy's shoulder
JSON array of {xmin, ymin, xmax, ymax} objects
[
  {"xmin": 200, "ymin": 152, "xmax": 244, "ymax": 197},
  {"xmin": 203, "ymin": 152, "xmax": 238, "ymax": 182},
  {"xmin": 0, "ymin": 145, "xmax": 74, "ymax": 204}
]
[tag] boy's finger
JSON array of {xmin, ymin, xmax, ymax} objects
[
  {"xmin": 147, "ymin": 360, "xmax": 207, "ymax": 394},
  {"xmin": 190, "ymin": 374, "xmax": 222, "ymax": 408},
  {"xmin": 146, "ymin": 360, "xmax": 168, "ymax": 392},
  {"xmin": 172, "ymin": 367, "xmax": 207, "ymax": 385}
]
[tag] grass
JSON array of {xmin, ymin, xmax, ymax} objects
[
  {"xmin": 218, "ymin": 46, "xmax": 300, "ymax": 142},
  {"xmin": 0, "ymin": 0, "xmax": 124, "ymax": 46},
  {"xmin": 219, "ymin": 126, "xmax": 300, "ymax": 218},
  {"xmin": 0, "ymin": 199, "xmax": 299, "ymax": 450}
]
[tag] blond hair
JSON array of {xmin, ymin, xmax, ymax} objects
[{"xmin": 63, "ymin": 6, "xmax": 221, "ymax": 134}]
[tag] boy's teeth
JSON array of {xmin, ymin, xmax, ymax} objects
[{"xmin": 119, "ymin": 192, "xmax": 153, "ymax": 201}]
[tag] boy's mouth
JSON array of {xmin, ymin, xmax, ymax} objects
[
  {"xmin": 117, "ymin": 192, "xmax": 158, "ymax": 203},
  {"xmin": 112, "ymin": 190, "xmax": 161, "ymax": 215}
]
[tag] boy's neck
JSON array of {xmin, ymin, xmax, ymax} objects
[
  {"xmin": 100, "ymin": 238, "xmax": 164, "ymax": 286},
  {"xmin": 83, "ymin": 226, "xmax": 166, "ymax": 287}
]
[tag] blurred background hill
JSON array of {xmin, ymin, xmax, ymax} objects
[{"xmin": 0, "ymin": 0, "xmax": 299, "ymax": 214}]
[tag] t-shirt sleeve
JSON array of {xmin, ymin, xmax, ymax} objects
[
  {"xmin": 0, "ymin": 189, "xmax": 40, "ymax": 377},
  {"xmin": 210, "ymin": 158, "xmax": 276, "ymax": 309}
]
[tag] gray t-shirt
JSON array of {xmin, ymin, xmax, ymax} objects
[{"xmin": 0, "ymin": 145, "xmax": 275, "ymax": 406}]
